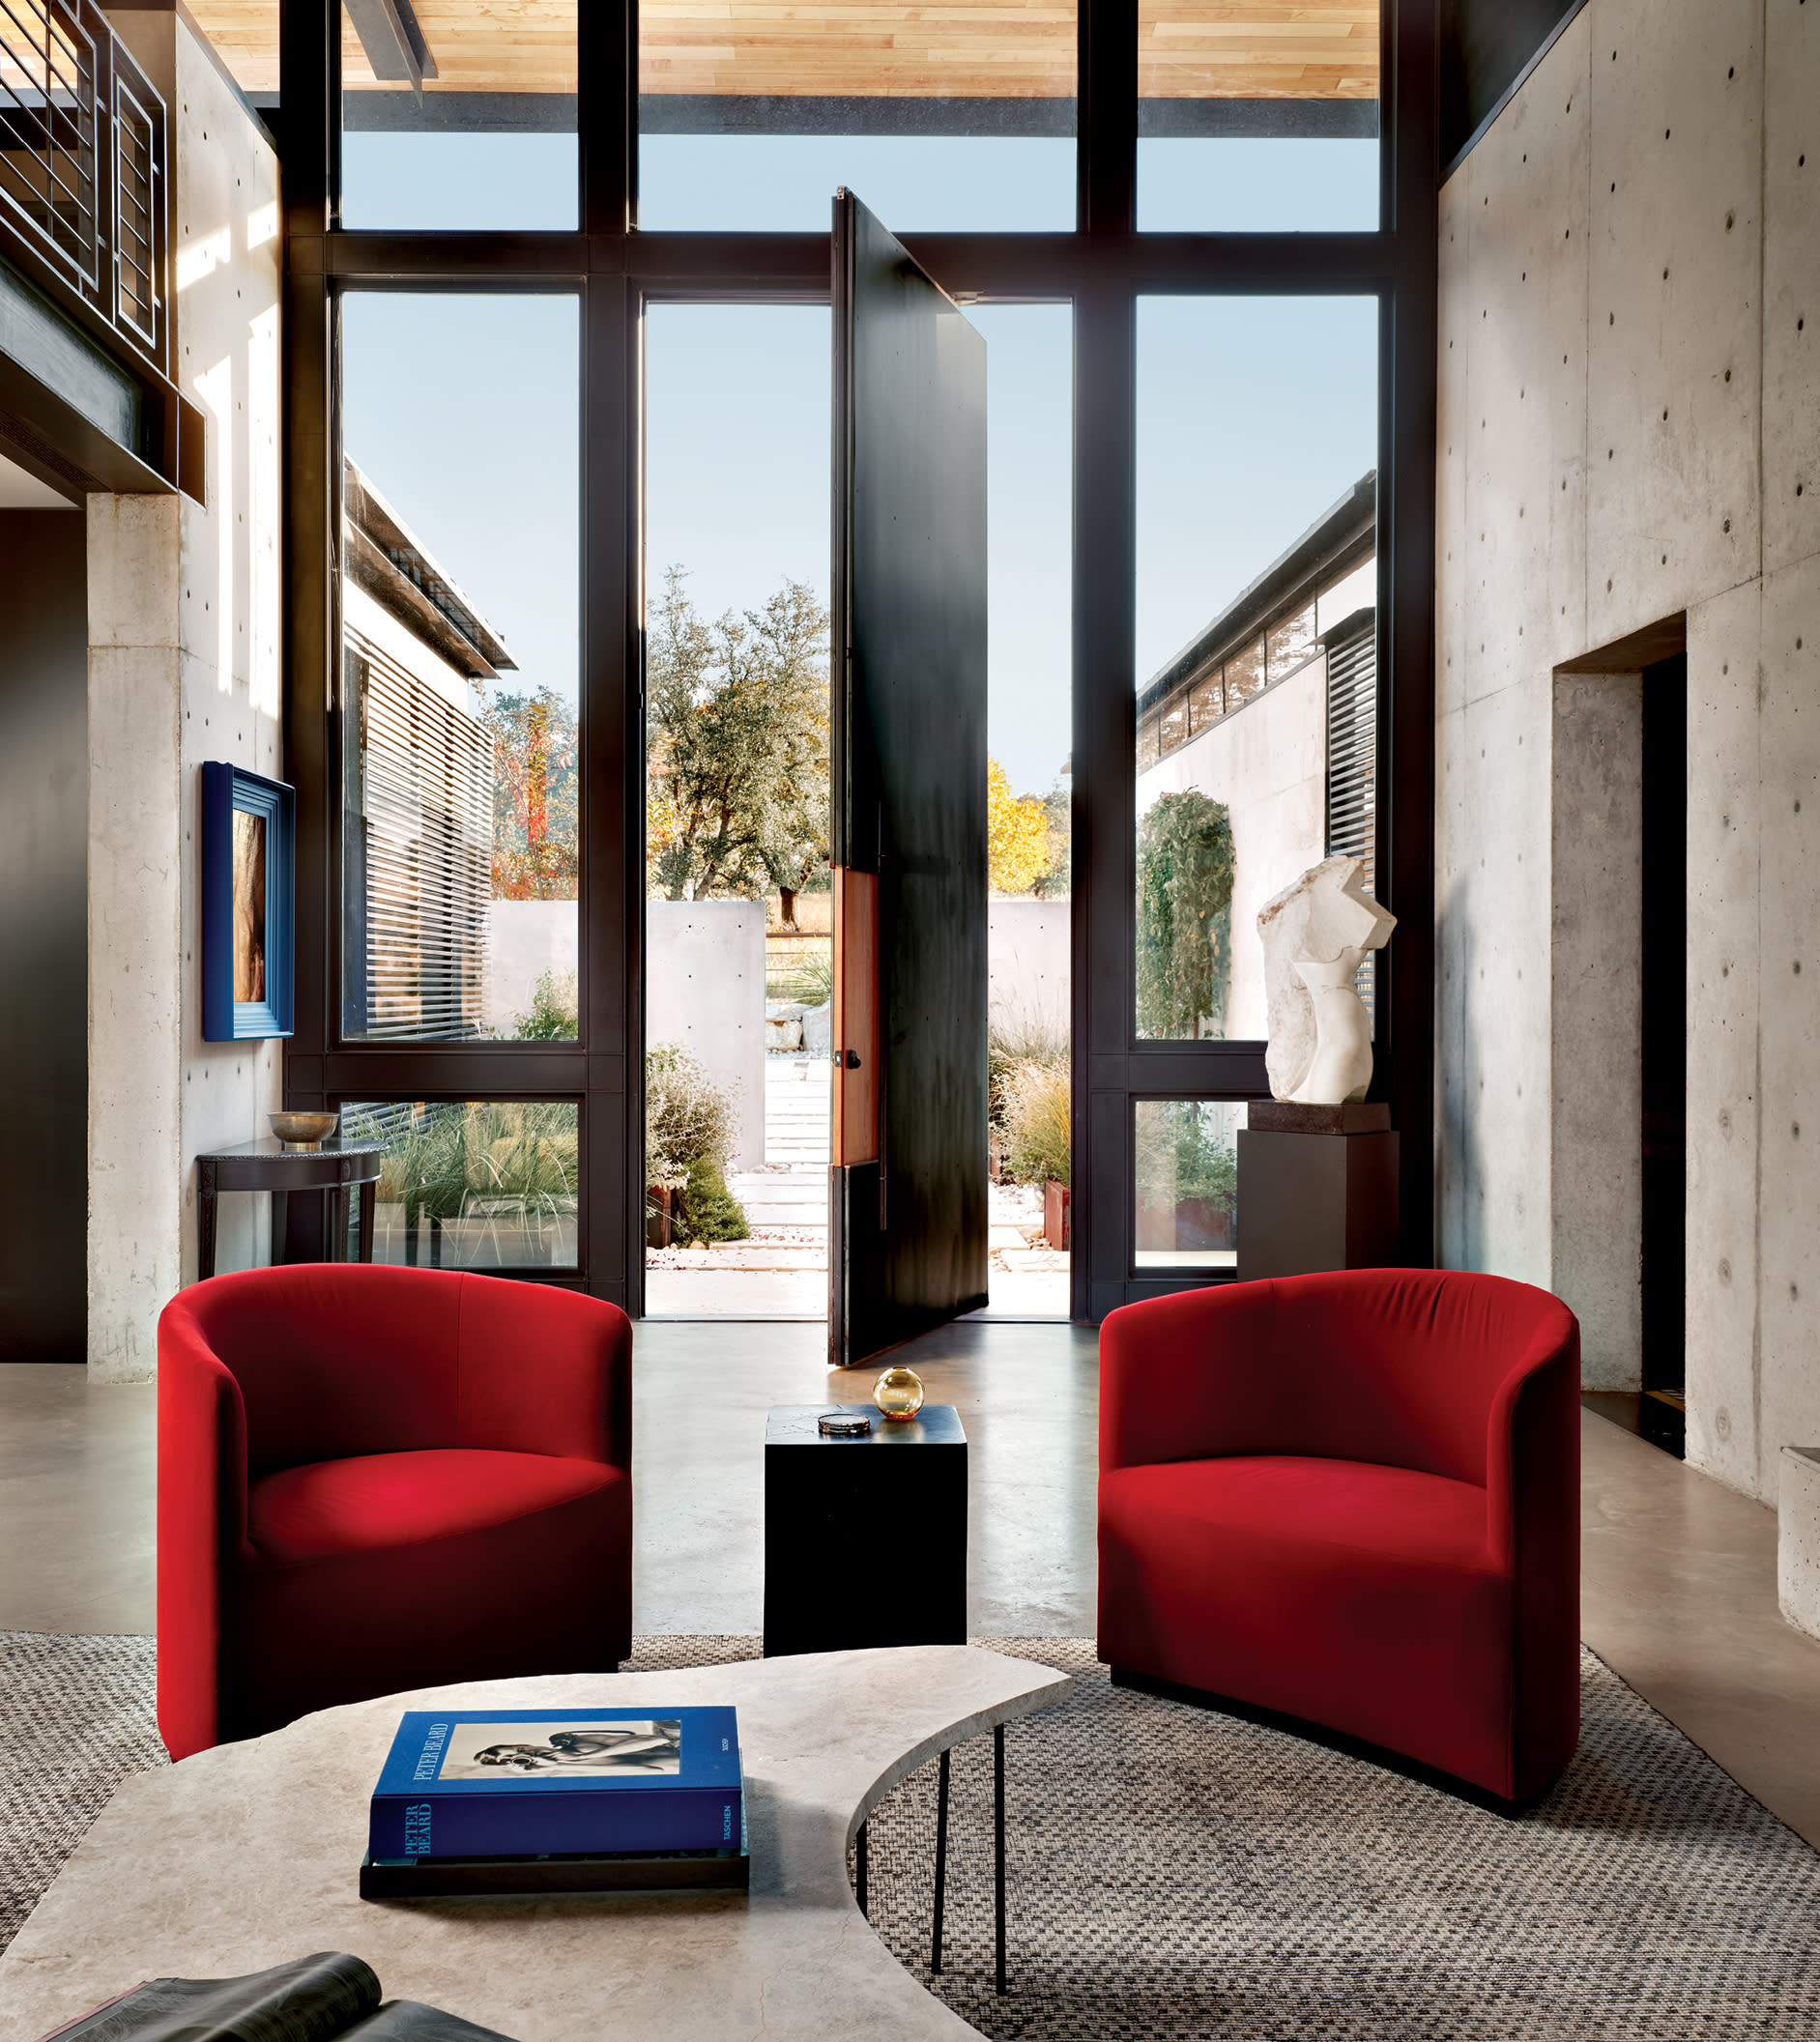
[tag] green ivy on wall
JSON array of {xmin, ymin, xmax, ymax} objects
[{"xmin": 1136, "ymin": 790, "xmax": 1236, "ymax": 1039}]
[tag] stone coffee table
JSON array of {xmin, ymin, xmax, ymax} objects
[{"xmin": 0, "ymin": 1646, "xmax": 1071, "ymax": 2042}]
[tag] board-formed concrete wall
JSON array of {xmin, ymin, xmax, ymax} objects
[
  {"xmin": 85, "ymin": 17, "xmax": 282, "ymax": 1378},
  {"xmin": 1436, "ymin": 0, "xmax": 1820, "ymax": 1495},
  {"xmin": 647, "ymin": 900, "xmax": 766, "ymax": 1170},
  {"xmin": 988, "ymin": 898, "xmax": 1070, "ymax": 1046}
]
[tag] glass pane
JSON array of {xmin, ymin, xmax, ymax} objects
[
  {"xmin": 340, "ymin": 293, "xmax": 579, "ymax": 1042},
  {"xmin": 974, "ymin": 304, "xmax": 1072, "ymax": 1321},
  {"xmin": 1134, "ymin": 1100, "xmax": 1239, "ymax": 1270},
  {"xmin": 339, "ymin": 2, "xmax": 577, "ymax": 229},
  {"xmin": 1137, "ymin": 0, "xmax": 1378, "ymax": 232},
  {"xmin": 341, "ymin": 1102, "xmax": 579, "ymax": 1270},
  {"xmin": 1188, "ymin": 673, "xmax": 1223, "ymax": 733},
  {"xmin": 1135, "ymin": 297, "xmax": 1376, "ymax": 1042},
  {"xmin": 1267, "ymin": 598, "xmax": 1317, "ymax": 680},
  {"xmin": 638, "ymin": 0, "xmax": 1076, "ymax": 232},
  {"xmin": 644, "ymin": 305, "xmax": 831, "ymax": 1319}
]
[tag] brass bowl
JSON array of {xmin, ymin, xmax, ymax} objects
[{"xmin": 270, "ymin": 1110, "xmax": 339, "ymax": 1153}]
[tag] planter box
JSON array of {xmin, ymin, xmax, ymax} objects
[
  {"xmin": 1135, "ymin": 1194, "xmax": 1232, "ymax": 1252},
  {"xmin": 1044, "ymin": 1179, "xmax": 1072, "ymax": 1251}
]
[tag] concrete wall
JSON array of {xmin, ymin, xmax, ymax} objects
[
  {"xmin": 1436, "ymin": 0, "xmax": 1820, "ymax": 1495},
  {"xmin": 1549, "ymin": 669, "xmax": 1644, "ymax": 1388},
  {"xmin": 1136, "ymin": 652, "xmax": 1326, "ymax": 1037},
  {"xmin": 86, "ymin": 18, "xmax": 281, "ymax": 1378},
  {"xmin": 647, "ymin": 900, "xmax": 766, "ymax": 1169},
  {"xmin": 988, "ymin": 898, "xmax": 1070, "ymax": 1046}
]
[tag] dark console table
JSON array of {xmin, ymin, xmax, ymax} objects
[
  {"xmin": 764, "ymin": 1402, "xmax": 968, "ymax": 1656},
  {"xmin": 195, "ymin": 1137, "xmax": 387, "ymax": 1280}
]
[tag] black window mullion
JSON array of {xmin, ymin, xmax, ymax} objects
[
  {"xmin": 579, "ymin": 267, "xmax": 639, "ymax": 1313},
  {"xmin": 280, "ymin": 0, "xmax": 336, "ymax": 1163},
  {"xmin": 1382, "ymin": 0, "xmax": 1439, "ymax": 1264},
  {"xmin": 581, "ymin": 0, "xmax": 633, "ymax": 237},
  {"xmin": 1072, "ymin": 270, "xmax": 1136, "ymax": 1322},
  {"xmin": 1079, "ymin": 0, "xmax": 1138, "ymax": 241}
]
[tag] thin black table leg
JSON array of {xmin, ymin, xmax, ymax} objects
[
  {"xmin": 994, "ymin": 1723, "xmax": 1007, "ymax": 1995},
  {"xmin": 855, "ymin": 1818, "xmax": 868, "ymax": 1918},
  {"xmin": 270, "ymin": 1187, "xmax": 289, "ymax": 1267},
  {"xmin": 931, "ymin": 1746, "xmax": 951, "ymax": 1973},
  {"xmin": 197, "ymin": 1167, "xmax": 217, "ymax": 1280},
  {"xmin": 358, "ymin": 1179, "xmax": 377, "ymax": 1262}
]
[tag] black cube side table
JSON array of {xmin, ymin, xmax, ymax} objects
[{"xmin": 764, "ymin": 1403, "xmax": 968, "ymax": 1656}]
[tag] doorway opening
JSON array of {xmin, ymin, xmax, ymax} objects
[
  {"xmin": 1551, "ymin": 618, "xmax": 1689, "ymax": 1452},
  {"xmin": 640, "ymin": 281, "xmax": 1073, "ymax": 1325},
  {"xmin": 1638, "ymin": 650, "xmax": 1688, "ymax": 1454},
  {"xmin": 642, "ymin": 302, "xmax": 833, "ymax": 1319}
]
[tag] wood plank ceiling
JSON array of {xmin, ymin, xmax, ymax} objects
[{"xmin": 186, "ymin": 2, "xmax": 1377, "ymax": 101}]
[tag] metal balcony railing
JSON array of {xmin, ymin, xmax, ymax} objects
[{"xmin": 0, "ymin": 0, "xmax": 166, "ymax": 369}]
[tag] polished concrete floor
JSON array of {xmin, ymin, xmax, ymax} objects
[{"xmin": 6, "ymin": 1343, "xmax": 1820, "ymax": 1847}]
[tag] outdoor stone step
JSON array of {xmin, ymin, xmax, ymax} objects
[{"xmin": 644, "ymin": 1271, "xmax": 827, "ymax": 1316}]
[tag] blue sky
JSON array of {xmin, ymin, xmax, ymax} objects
[
  {"xmin": 339, "ymin": 132, "xmax": 1376, "ymax": 237},
  {"xmin": 339, "ymin": 139, "xmax": 1376, "ymax": 795}
]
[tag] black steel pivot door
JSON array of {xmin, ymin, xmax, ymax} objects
[{"xmin": 829, "ymin": 191, "xmax": 989, "ymax": 1367}]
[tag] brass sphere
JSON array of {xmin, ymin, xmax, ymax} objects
[{"xmin": 872, "ymin": 1365, "xmax": 926, "ymax": 1422}]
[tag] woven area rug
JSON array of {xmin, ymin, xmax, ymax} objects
[{"xmin": 4, "ymin": 1633, "xmax": 1819, "ymax": 2038}]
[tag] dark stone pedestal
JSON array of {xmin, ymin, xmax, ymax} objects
[
  {"xmin": 763, "ymin": 1403, "xmax": 968, "ymax": 1656},
  {"xmin": 1236, "ymin": 1102, "xmax": 1400, "ymax": 1280}
]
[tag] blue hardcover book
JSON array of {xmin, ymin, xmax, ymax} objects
[{"xmin": 368, "ymin": 1708, "xmax": 742, "ymax": 1861}]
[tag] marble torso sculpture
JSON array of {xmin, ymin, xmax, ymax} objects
[{"xmin": 1257, "ymin": 856, "xmax": 1397, "ymax": 1104}]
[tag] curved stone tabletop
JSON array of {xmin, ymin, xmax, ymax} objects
[{"xmin": 0, "ymin": 1646, "xmax": 1072, "ymax": 2042}]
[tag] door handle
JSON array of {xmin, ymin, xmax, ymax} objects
[{"xmin": 844, "ymin": 1050, "xmax": 862, "ymax": 1069}]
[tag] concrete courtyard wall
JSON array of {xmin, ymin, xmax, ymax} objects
[
  {"xmin": 647, "ymin": 900, "xmax": 767, "ymax": 1170},
  {"xmin": 989, "ymin": 899, "xmax": 1070, "ymax": 1046}
]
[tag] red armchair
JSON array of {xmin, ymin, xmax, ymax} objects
[
  {"xmin": 158, "ymin": 1264, "xmax": 632, "ymax": 1762},
  {"xmin": 1099, "ymin": 1268, "xmax": 1579, "ymax": 1803}
]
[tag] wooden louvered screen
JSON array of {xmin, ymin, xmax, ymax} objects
[
  {"xmin": 344, "ymin": 629, "xmax": 492, "ymax": 1040},
  {"xmin": 1323, "ymin": 613, "xmax": 1377, "ymax": 1026}
]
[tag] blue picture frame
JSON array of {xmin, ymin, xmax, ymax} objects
[{"xmin": 201, "ymin": 762, "xmax": 295, "ymax": 1041}]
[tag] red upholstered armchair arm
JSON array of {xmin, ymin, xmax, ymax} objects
[
  {"xmin": 1100, "ymin": 1284, "xmax": 1284, "ymax": 1471},
  {"xmin": 157, "ymin": 1297, "xmax": 252, "ymax": 1759},
  {"xmin": 1484, "ymin": 1311, "xmax": 1581, "ymax": 1578},
  {"xmin": 453, "ymin": 1277, "xmax": 633, "ymax": 1471}
]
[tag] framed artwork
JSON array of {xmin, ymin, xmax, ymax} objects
[{"xmin": 201, "ymin": 762, "xmax": 295, "ymax": 1041}]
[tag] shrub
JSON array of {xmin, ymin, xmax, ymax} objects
[
  {"xmin": 509, "ymin": 968, "xmax": 579, "ymax": 1041},
  {"xmin": 765, "ymin": 944, "xmax": 833, "ymax": 1005},
  {"xmin": 645, "ymin": 1042, "xmax": 741, "ymax": 1190},
  {"xmin": 1001, "ymin": 1056, "xmax": 1071, "ymax": 1188},
  {"xmin": 988, "ymin": 1004, "xmax": 1067, "ymax": 1157},
  {"xmin": 678, "ymin": 1155, "xmax": 750, "ymax": 1244},
  {"xmin": 1136, "ymin": 1101, "xmax": 1236, "ymax": 1214},
  {"xmin": 1136, "ymin": 791, "xmax": 1235, "ymax": 1039}
]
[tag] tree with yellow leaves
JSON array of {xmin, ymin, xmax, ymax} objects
[{"xmin": 987, "ymin": 757, "xmax": 1051, "ymax": 895}]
